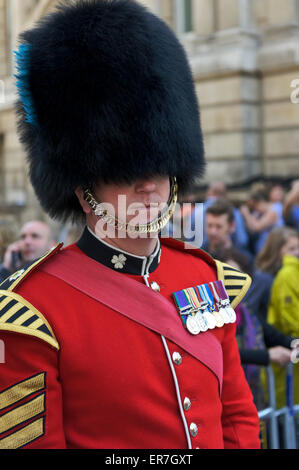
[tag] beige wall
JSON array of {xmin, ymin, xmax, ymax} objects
[
  {"xmin": 253, "ymin": 0, "xmax": 296, "ymax": 26},
  {"xmin": 187, "ymin": 0, "xmax": 299, "ymax": 186},
  {"xmin": 217, "ymin": 0, "xmax": 240, "ymax": 30},
  {"xmin": 0, "ymin": 0, "xmax": 298, "ymax": 227}
]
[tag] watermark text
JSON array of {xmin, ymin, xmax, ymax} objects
[
  {"xmin": 290, "ymin": 79, "xmax": 299, "ymax": 104},
  {"xmin": 291, "ymin": 339, "xmax": 299, "ymax": 364},
  {"xmin": 94, "ymin": 197, "xmax": 204, "ymax": 248}
]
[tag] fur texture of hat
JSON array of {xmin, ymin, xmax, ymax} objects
[{"xmin": 15, "ymin": 0, "xmax": 205, "ymax": 221}]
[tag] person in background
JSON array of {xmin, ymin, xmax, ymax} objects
[
  {"xmin": 241, "ymin": 187, "xmax": 284, "ymax": 255},
  {"xmin": 245, "ymin": 226, "xmax": 299, "ymax": 322},
  {"xmin": 267, "ymin": 232, "xmax": 299, "ymax": 409},
  {"xmin": 203, "ymin": 182, "xmax": 249, "ymax": 251},
  {"xmin": 269, "ymin": 183, "xmax": 285, "ymax": 205},
  {"xmin": 205, "ymin": 181, "xmax": 227, "ymax": 205},
  {"xmin": 202, "ymin": 199, "xmax": 253, "ymax": 265},
  {"xmin": 268, "ymin": 182, "xmax": 285, "ymax": 226},
  {"xmin": 283, "ymin": 180, "xmax": 299, "ymax": 231},
  {"xmin": 213, "ymin": 247, "xmax": 293, "ymax": 411},
  {"xmin": 0, "ymin": 220, "xmax": 56, "ymax": 282}
]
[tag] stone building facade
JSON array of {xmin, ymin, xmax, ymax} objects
[{"xmin": 0, "ymin": 0, "xmax": 299, "ymax": 227}]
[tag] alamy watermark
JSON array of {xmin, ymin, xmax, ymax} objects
[
  {"xmin": 94, "ymin": 198, "xmax": 204, "ymax": 248},
  {"xmin": 291, "ymin": 339, "xmax": 299, "ymax": 364},
  {"xmin": 290, "ymin": 79, "xmax": 299, "ymax": 104}
]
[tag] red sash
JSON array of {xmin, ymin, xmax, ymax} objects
[{"xmin": 39, "ymin": 248, "xmax": 223, "ymax": 392}]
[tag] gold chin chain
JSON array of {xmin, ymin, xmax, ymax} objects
[{"xmin": 84, "ymin": 177, "xmax": 178, "ymax": 234}]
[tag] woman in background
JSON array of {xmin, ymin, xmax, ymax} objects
[
  {"xmin": 267, "ymin": 232, "xmax": 299, "ymax": 409},
  {"xmin": 241, "ymin": 187, "xmax": 284, "ymax": 255},
  {"xmin": 245, "ymin": 226, "xmax": 299, "ymax": 321},
  {"xmin": 213, "ymin": 247, "xmax": 292, "ymax": 411}
]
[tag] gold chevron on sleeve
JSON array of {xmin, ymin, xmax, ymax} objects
[
  {"xmin": 0, "ymin": 393, "xmax": 45, "ymax": 434},
  {"xmin": 0, "ymin": 373, "xmax": 45, "ymax": 411},
  {"xmin": 0, "ymin": 417, "xmax": 45, "ymax": 449},
  {"xmin": 215, "ymin": 260, "xmax": 252, "ymax": 309},
  {"xmin": 0, "ymin": 290, "xmax": 59, "ymax": 350}
]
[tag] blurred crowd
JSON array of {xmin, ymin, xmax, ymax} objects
[
  {"xmin": 0, "ymin": 179, "xmax": 299, "ymax": 420},
  {"xmin": 176, "ymin": 179, "xmax": 299, "ymax": 416}
]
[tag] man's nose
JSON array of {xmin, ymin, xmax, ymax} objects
[
  {"xmin": 209, "ymin": 227, "xmax": 218, "ymax": 236},
  {"xmin": 135, "ymin": 180, "xmax": 157, "ymax": 193}
]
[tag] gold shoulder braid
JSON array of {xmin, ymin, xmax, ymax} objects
[
  {"xmin": 0, "ymin": 247, "xmax": 62, "ymax": 448},
  {"xmin": 215, "ymin": 260, "xmax": 252, "ymax": 309},
  {"xmin": 84, "ymin": 177, "xmax": 178, "ymax": 234},
  {"xmin": 0, "ymin": 290, "xmax": 59, "ymax": 350},
  {"xmin": 0, "ymin": 245, "xmax": 62, "ymax": 350}
]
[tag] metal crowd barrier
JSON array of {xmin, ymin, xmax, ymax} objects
[
  {"xmin": 258, "ymin": 363, "xmax": 298, "ymax": 449},
  {"xmin": 258, "ymin": 365, "xmax": 279, "ymax": 449}
]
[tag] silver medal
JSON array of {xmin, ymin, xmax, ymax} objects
[
  {"xmin": 198, "ymin": 301, "xmax": 216, "ymax": 330},
  {"xmin": 222, "ymin": 299, "xmax": 237, "ymax": 323},
  {"xmin": 218, "ymin": 304, "xmax": 230, "ymax": 324},
  {"xmin": 202, "ymin": 308, "xmax": 216, "ymax": 329},
  {"xmin": 227, "ymin": 306, "xmax": 237, "ymax": 323},
  {"xmin": 214, "ymin": 310, "xmax": 224, "ymax": 328},
  {"xmin": 186, "ymin": 314, "xmax": 201, "ymax": 335},
  {"xmin": 194, "ymin": 311, "xmax": 209, "ymax": 332}
]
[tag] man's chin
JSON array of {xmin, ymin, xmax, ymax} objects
[
  {"xmin": 22, "ymin": 255, "xmax": 35, "ymax": 263},
  {"xmin": 209, "ymin": 240, "xmax": 221, "ymax": 249},
  {"xmin": 23, "ymin": 251, "xmax": 43, "ymax": 262}
]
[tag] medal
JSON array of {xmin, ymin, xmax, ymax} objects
[
  {"xmin": 173, "ymin": 290, "xmax": 193, "ymax": 327},
  {"xmin": 185, "ymin": 288, "xmax": 209, "ymax": 332},
  {"xmin": 186, "ymin": 314, "xmax": 201, "ymax": 335},
  {"xmin": 209, "ymin": 281, "xmax": 230, "ymax": 324},
  {"xmin": 172, "ymin": 280, "xmax": 231, "ymax": 335},
  {"xmin": 197, "ymin": 283, "xmax": 224, "ymax": 328},
  {"xmin": 173, "ymin": 289, "xmax": 202, "ymax": 335},
  {"xmin": 194, "ymin": 289, "xmax": 216, "ymax": 330},
  {"xmin": 214, "ymin": 280, "xmax": 236, "ymax": 323}
]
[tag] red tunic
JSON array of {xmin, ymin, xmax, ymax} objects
[{"xmin": 0, "ymin": 234, "xmax": 260, "ymax": 449}]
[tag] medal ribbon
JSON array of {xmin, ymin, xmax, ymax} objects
[
  {"xmin": 173, "ymin": 290, "xmax": 191, "ymax": 311},
  {"xmin": 209, "ymin": 281, "xmax": 221, "ymax": 308},
  {"xmin": 183, "ymin": 289, "xmax": 198, "ymax": 315},
  {"xmin": 214, "ymin": 280, "xmax": 229, "ymax": 301},
  {"xmin": 197, "ymin": 284, "xmax": 215, "ymax": 311},
  {"xmin": 186, "ymin": 287, "xmax": 202, "ymax": 310},
  {"xmin": 194, "ymin": 287, "xmax": 204, "ymax": 303},
  {"xmin": 173, "ymin": 290, "xmax": 192, "ymax": 325}
]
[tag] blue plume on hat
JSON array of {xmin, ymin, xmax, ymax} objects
[{"xmin": 14, "ymin": 43, "xmax": 37, "ymax": 126}]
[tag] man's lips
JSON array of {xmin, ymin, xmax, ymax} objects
[{"xmin": 132, "ymin": 201, "xmax": 161, "ymax": 208}]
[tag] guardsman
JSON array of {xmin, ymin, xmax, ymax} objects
[{"xmin": 0, "ymin": 0, "xmax": 260, "ymax": 449}]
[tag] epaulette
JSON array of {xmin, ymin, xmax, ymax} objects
[
  {"xmin": 0, "ymin": 244, "xmax": 63, "ymax": 350},
  {"xmin": 214, "ymin": 260, "xmax": 252, "ymax": 309},
  {"xmin": 161, "ymin": 237, "xmax": 252, "ymax": 308}
]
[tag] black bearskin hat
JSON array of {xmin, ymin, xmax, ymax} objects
[{"xmin": 15, "ymin": 0, "xmax": 205, "ymax": 221}]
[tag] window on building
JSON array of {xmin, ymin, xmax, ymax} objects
[
  {"xmin": 184, "ymin": 0, "xmax": 193, "ymax": 32},
  {"xmin": 174, "ymin": 0, "xmax": 193, "ymax": 35}
]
